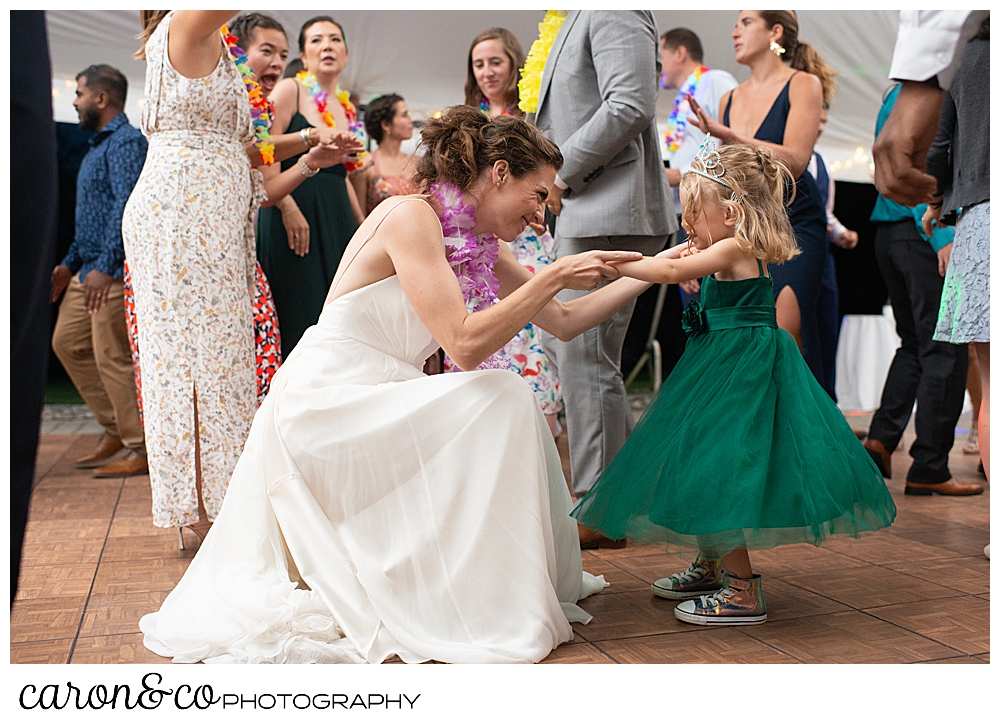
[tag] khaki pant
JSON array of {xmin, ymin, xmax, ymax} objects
[{"xmin": 52, "ymin": 274, "xmax": 145, "ymax": 453}]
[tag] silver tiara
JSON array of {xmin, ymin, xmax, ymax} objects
[{"xmin": 688, "ymin": 134, "xmax": 732, "ymax": 191}]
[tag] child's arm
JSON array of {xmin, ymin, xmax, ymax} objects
[
  {"xmin": 527, "ymin": 244, "xmax": 688, "ymax": 341},
  {"xmin": 611, "ymin": 237, "xmax": 743, "ymax": 286}
]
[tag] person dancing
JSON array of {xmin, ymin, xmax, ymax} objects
[
  {"xmin": 140, "ymin": 106, "xmax": 692, "ymax": 664},
  {"xmin": 689, "ymin": 10, "xmax": 836, "ymax": 395},
  {"xmin": 573, "ymin": 140, "xmax": 896, "ymax": 625},
  {"xmin": 123, "ymin": 10, "xmax": 271, "ymax": 544}
]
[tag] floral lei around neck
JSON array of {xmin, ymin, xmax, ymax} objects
[
  {"xmin": 663, "ymin": 65, "xmax": 710, "ymax": 153},
  {"xmin": 222, "ymin": 25, "xmax": 275, "ymax": 165},
  {"xmin": 295, "ymin": 70, "xmax": 370, "ymax": 172},
  {"xmin": 479, "ymin": 96, "xmax": 517, "ymax": 118},
  {"xmin": 429, "ymin": 181, "xmax": 511, "ymax": 371},
  {"xmin": 517, "ymin": 10, "xmax": 568, "ymax": 114}
]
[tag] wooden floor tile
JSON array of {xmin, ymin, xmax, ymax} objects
[
  {"xmin": 540, "ymin": 642, "xmax": 615, "ymax": 664},
  {"xmin": 900, "ymin": 497, "xmax": 990, "ymax": 528},
  {"xmin": 920, "ymin": 656, "xmax": 986, "ymax": 664},
  {"xmin": 819, "ymin": 531, "xmax": 959, "ymax": 564},
  {"xmin": 70, "ymin": 634, "xmax": 174, "ymax": 664},
  {"xmin": 107, "ymin": 516, "xmax": 167, "ymax": 539},
  {"xmin": 975, "ymin": 653, "xmax": 989, "ymax": 662},
  {"xmin": 783, "ymin": 566, "xmax": 957, "ymax": 609},
  {"xmin": 29, "ymin": 492, "xmax": 119, "ymax": 520},
  {"xmin": 883, "ymin": 556, "xmax": 990, "ymax": 595},
  {"xmin": 602, "ymin": 551, "xmax": 700, "ymax": 586},
  {"xmin": 101, "ymin": 534, "xmax": 195, "ymax": 563},
  {"xmin": 749, "ymin": 543, "xmax": 869, "ymax": 578},
  {"xmin": 19, "ymin": 537, "xmax": 105, "ymax": 566},
  {"xmin": 10, "ymin": 639, "xmax": 73, "ymax": 664},
  {"xmin": 90, "ymin": 559, "xmax": 191, "ymax": 596},
  {"xmin": 600, "ymin": 628, "xmax": 798, "ymax": 664},
  {"xmin": 15, "ymin": 564, "xmax": 96, "ymax": 600},
  {"xmin": 10, "ymin": 596, "xmax": 86, "ymax": 643},
  {"xmin": 863, "ymin": 595, "xmax": 989, "ymax": 656},
  {"xmin": 79, "ymin": 591, "xmax": 170, "ymax": 637},
  {"xmin": 23, "ymin": 518, "xmax": 111, "ymax": 542},
  {"xmin": 581, "ymin": 557, "xmax": 656, "ymax": 594},
  {"xmin": 889, "ymin": 525, "xmax": 990, "ymax": 558},
  {"xmin": 761, "ymin": 577, "xmax": 852, "ymax": 622},
  {"xmin": 572, "ymin": 590, "xmax": 686, "ymax": 642},
  {"xmin": 742, "ymin": 610, "xmax": 956, "ymax": 663}
]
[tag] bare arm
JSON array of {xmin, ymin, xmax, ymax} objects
[
  {"xmin": 168, "ymin": 11, "xmax": 239, "ymax": 79},
  {"xmin": 345, "ymin": 179, "xmax": 365, "ymax": 226},
  {"xmin": 499, "ymin": 244, "xmax": 688, "ymax": 342},
  {"xmin": 384, "ymin": 203, "xmax": 637, "ymax": 370},
  {"xmin": 690, "ymin": 74, "xmax": 822, "ymax": 178},
  {"xmin": 611, "ymin": 238, "xmax": 746, "ymax": 286},
  {"xmin": 350, "ymin": 165, "xmax": 374, "ymax": 220}
]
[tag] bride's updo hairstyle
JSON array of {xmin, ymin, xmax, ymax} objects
[{"xmin": 413, "ymin": 105, "xmax": 562, "ymax": 192}]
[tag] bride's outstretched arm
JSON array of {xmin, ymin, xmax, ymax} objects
[
  {"xmin": 504, "ymin": 244, "xmax": 687, "ymax": 342},
  {"xmin": 387, "ymin": 203, "xmax": 637, "ymax": 370}
]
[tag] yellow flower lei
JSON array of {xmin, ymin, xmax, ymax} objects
[{"xmin": 517, "ymin": 10, "xmax": 567, "ymax": 114}]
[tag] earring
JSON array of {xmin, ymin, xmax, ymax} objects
[
  {"xmin": 496, "ymin": 181, "xmax": 501, "ymax": 187},
  {"xmin": 769, "ymin": 41, "xmax": 785, "ymax": 57}
]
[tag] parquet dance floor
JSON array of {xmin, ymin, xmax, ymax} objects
[{"xmin": 12, "ymin": 411, "xmax": 989, "ymax": 664}]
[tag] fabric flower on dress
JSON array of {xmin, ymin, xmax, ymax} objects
[{"xmin": 681, "ymin": 300, "xmax": 706, "ymax": 338}]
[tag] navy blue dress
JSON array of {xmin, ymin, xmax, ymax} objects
[{"xmin": 723, "ymin": 73, "xmax": 828, "ymax": 389}]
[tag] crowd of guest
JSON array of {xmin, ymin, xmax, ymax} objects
[{"xmin": 13, "ymin": 9, "xmax": 988, "ymax": 634}]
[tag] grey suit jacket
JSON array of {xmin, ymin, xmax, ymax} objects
[{"xmin": 533, "ymin": 10, "xmax": 676, "ymax": 239}]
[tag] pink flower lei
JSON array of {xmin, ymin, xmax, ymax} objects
[{"xmin": 429, "ymin": 181, "xmax": 511, "ymax": 371}]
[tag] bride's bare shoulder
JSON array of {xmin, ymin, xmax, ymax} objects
[{"xmin": 374, "ymin": 195, "xmax": 442, "ymax": 243}]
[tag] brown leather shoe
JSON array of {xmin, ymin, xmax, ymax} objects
[
  {"xmin": 905, "ymin": 478, "xmax": 983, "ymax": 496},
  {"xmin": 578, "ymin": 524, "xmax": 627, "ymax": 550},
  {"xmin": 92, "ymin": 450, "xmax": 149, "ymax": 478},
  {"xmin": 863, "ymin": 438, "xmax": 891, "ymax": 478},
  {"xmin": 74, "ymin": 433, "xmax": 123, "ymax": 468}
]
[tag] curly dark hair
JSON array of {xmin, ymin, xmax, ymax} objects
[
  {"xmin": 363, "ymin": 94, "xmax": 404, "ymax": 144},
  {"xmin": 413, "ymin": 105, "xmax": 562, "ymax": 192},
  {"xmin": 229, "ymin": 12, "xmax": 286, "ymax": 49}
]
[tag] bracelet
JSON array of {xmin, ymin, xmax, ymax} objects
[
  {"xmin": 281, "ymin": 206, "xmax": 300, "ymax": 217},
  {"xmin": 298, "ymin": 155, "xmax": 320, "ymax": 178},
  {"xmin": 300, "ymin": 128, "xmax": 311, "ymax": 149}
]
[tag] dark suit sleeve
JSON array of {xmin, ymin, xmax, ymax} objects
[
  {"xmin": 925, "ymin": 89, "xmax": 955, "ymax": 200},
  {"xmin": 556, "ymin": 11, "xmax": 659, "ymax": 191}
]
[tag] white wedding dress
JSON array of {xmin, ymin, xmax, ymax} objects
[{"xmin": 140, "ymin": 205, "xmax": 605, "ymax": 663}]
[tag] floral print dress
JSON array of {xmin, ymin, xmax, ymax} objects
[
  {"xmin": 122, "ymin": 11, "xmax": 261, "ymax": 528},
  {"xmin": 507, "ymin": 227, "xmax": 563, "ymax": 416}
]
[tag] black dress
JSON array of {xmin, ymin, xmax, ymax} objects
[
  {"xmin": 723, "ymin": 73, "xmax": 828, "ymax": 388},
  {"xmin": 257, "ymin": 103, "xmax": 358, "ymax": 357}
]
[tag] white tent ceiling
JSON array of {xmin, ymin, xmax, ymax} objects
[{"xmin": 45, "ymin": 10, "xmax": 900, "ymax": 182}]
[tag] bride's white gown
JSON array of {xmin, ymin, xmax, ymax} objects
[{"xmin": 140, "ymin": 259, "xmax": 605, "ymax": 663}]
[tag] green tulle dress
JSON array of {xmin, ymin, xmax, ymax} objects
[{"xmin": 572, "ymin": 261, "xmax": 896, "ymax": 552}]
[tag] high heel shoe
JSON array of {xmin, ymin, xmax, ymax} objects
[{"xmin": 177, "ymin": 519, "xmax": 213, "ymax": 550}]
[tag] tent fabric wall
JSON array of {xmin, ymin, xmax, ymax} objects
[{"xmin": 46, "ymin": 10, "xmax": 899, "ymax": 181}]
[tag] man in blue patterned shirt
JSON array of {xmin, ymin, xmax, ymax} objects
[{"xmin": 51, "ymin": 64, "xmax": 149, "ymax": 477}]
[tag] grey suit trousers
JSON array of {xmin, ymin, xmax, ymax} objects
[{"xmin": 542, "ymin": 233, "xmax": 669, "ymax": 497}]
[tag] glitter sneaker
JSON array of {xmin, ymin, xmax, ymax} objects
[
  {"xmin": 651, "ymin": 554, "xmax": 724, "ymax": 600},
  {"xmin": 673, "ymin": 573, "xmax": 767, "ymax": 626}
]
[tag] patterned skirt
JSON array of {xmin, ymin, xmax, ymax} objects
[
  {"xmin": 934, "ymin": 200, "xmax": 990, "ymax": 344},
  {"xmin": 123, "ymin": 260, "xmax": 282, "ymax": 425}
]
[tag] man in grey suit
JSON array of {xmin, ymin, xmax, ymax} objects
[{"xmin": 532, "ymin": 11, "xmax": 676, "ymax": 514}]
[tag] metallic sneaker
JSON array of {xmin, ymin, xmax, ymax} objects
[
  {"xmin": 673, "ymin": 573, "xmax": 767, "ymax": 626},
  {"xmin": 651, "ymin": 554, "xmax": 724, "ymax": 600}
]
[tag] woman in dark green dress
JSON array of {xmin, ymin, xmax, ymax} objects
[
  {"xmin": 259, "ymin": 15, "xmax": 362, "ymax": 356},
  {"xmin": 573, "ymin": 141, "xmax": 895, "ymax": 626}
]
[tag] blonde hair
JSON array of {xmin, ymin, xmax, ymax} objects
[
  {"xmin": 135, "ymin": 10, "xmax": 170, "ymax": 60},
  {"xmin": 680, "ymin": 144, "xmax": 798, "ymax": 264}
]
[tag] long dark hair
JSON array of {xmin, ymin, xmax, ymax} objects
[
  {"xmin": 758, "ymin": 10, "xmax": 838, "ymax": 106},
  {"xmin": 464, "ymin": 28, "xmax": 525, "ymax": 113}
]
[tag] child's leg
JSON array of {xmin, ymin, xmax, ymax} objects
[{"xmin": 722, "ymin": 548, "xmax": 752, "ymax": 578}]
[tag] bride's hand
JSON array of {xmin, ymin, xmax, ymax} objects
[{"xmin": 554, "ymin": 250, "xmax": 642, "ymax": 290}]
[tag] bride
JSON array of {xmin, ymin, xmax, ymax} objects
[{"xmin": 140, "ymin": 106, "xmax": 674, "ymax": 664}]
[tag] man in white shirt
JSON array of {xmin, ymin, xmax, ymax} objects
[
  {"xmin": 872, "ymin": 10, "xmax": 988, "ymax": 205},
  {"xmin": 660, "ymin": 28, "xmax": 738, "ymax": 214}
]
